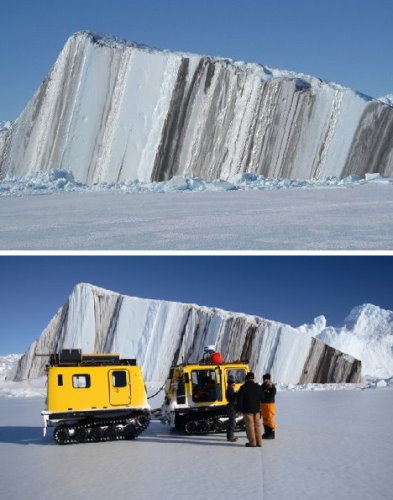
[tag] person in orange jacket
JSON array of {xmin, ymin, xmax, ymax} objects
[{"xmin": 260, "ymin": 373, "xmax": 276, "ymax": 439}]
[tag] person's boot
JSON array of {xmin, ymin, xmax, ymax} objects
[{"xmin": 263, "ymin": 426, "xmax": 275, "ymax": 439}]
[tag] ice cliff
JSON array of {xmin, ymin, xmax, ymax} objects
[
  {"xmin": 1, "ymin": 31, "xmax": 393, "ymax": 184},
  {"xmin": 298, "ymin": 304, "xmax": 393, "ymax": 379},
  {"xmin": 14, "ymin": 283, "xmax": 361, "ymax": 385}
]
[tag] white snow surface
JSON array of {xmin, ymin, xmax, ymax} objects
[
  {"xmin": 0, "ymin": 355, "xmax": 46, "ymax": 398},
  {"xmin": 1, "ymin": 391, "xmax": 392, "ymax": 500},
  {"xmin": 0, "ymin": 176, "xmax": 392, "ymax": 250}
]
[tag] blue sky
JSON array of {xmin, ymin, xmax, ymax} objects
[
  {"xmin": 1, "ymin": 255, "xmax": 392, "ymax": 355},
  {"xmin": 1, "ymin": 0, "xmax": 393, "ymax": 120}
]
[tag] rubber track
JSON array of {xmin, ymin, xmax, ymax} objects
[
  {"xmin": 183, "ymin": 411, "xmax": 245, "ymax": 435},
  {"xmin": 53, "ymin": 414, "xmax": 151, "ymax": 444}
]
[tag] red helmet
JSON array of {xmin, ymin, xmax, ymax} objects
[{"xmin": 210, "ymin": 352, "xmax": 223, "ymax": 364}]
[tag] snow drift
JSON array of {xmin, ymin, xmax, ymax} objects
[
  {"xmin": 14, "ymin": 283, "xmax": 361, "ymax": 385},
  {"xmin": 1, "ymin": 31, "xmax": 393, "ymax": 185}
]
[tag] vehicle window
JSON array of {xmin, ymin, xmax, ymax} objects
[
  {"xmin": 176, "ymin": 378, "xmax": 185, "ymax": 404},
  {"xmin": 72, "ymin": 374, "xmax": 91, "ymax": 388},
  {"xmin": 112, "ymin": 370, "xmax": 127, "ymax": 387},
  {"xmin": 57, "ymin": 374, "xmax": 63, "ymax": 386},
  {"xmin": 191, "ymin": 369, "xmax": 217, "ymax": 402},
  {"xmin": 226, "ymin": 369, "xmax": 246, "ymax": 384}
]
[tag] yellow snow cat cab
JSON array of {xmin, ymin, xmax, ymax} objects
[
  {"xmin": 160, "ymin": 346, "xmax": 250, "ymax": 434},
  {"xmin": 41, "ymin": 349, "xmax": 150, "ymax": 444}
]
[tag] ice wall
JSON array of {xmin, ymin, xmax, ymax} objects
[
  {"xmin": 0, "ymin": 122, "xmax": 12, "ymax": 177},
  {"xmin": 14, "ymin": 283, "xmax": 361, "ymax": 384},
  {"xmin": 311, "ymin": 304, "xmax": 393, "ymax": 379},
  {"xmin": 2, "ymin": 31, "xmax": 393, "ymax": 184}
]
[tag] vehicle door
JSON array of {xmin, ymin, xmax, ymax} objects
[{"xmin": 108, "ymin": 369, "xmax": 131, "ymax": 405}]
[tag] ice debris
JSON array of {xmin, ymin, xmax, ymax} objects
[{"xmin": 1, "ymin": 170, "xmax": 392, "ymax": 197}]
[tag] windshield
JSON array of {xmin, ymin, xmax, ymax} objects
[
  {"xmin": 225, "ymin": 369, "xmax": 246, "ymax": 384},
  {"xmin": 191, "ymin": 369, "xmax": 218, "ymax": 402}
]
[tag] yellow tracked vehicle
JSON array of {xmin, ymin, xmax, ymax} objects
[
  {"xmin": 41, "ymin": 349, "xmax": 150, "ymax": 444},
  {"xmin": 160, "ymin": 346, "xmax": 250, "ymax": 434}
]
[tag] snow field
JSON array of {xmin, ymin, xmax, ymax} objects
[
  {"xmin": 1, "ymin": 182, "xmax": 392, "ymax": 250},
  {"xmin": 1, "ymin": 390, "xmax": 392, "ymax": 500}
]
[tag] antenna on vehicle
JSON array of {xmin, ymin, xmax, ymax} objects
[
  {"xmin": 202, "ymin": 345, "xmax": 222, "ymax": 364},
  {"xmin": 204, "ymin": 345, "xmax": 216, "ymax": 355}
]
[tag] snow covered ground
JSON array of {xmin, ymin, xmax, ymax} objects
[
  {"xmin": 1, "ymin": 177, "xmax": 393, "ymax": 250},
  {"xmin": 1, "ymin": 389, "xmax": 392, "ymax": 500}
]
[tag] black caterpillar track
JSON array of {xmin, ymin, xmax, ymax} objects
[
  {"xmin": 179, "ymin": 412, "xmax": 245, "ymax": 435},
  {"xmin": 53, "ymin": 413, "xmax": 150, "ymax": 444}
]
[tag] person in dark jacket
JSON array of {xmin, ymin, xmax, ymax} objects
[
  {"xmin": 260, "ymin": 373, "xmax": 276, "ymax": 439},
  {"xmin": 225, "ymin": 377, "xmax": 238, "ymax": 442},
  {"xmin": 237, "ymin": 372, "xmax": 262, "ymax": 447}
]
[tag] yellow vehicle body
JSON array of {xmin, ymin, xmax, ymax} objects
[
  {"xmin": 46, "ymin": 364, "xmax": 148, "ymax": 412},
  {"xmin": 42, "ymin": 350, "xmax": 150, "ymax": 444},
  {"xmin": 161, "ymin": 352, "xmax": 250, "ymax": 433},
  {"xmin": 165, "ymin": 362, "xmax": 249, "ymax": 407}
]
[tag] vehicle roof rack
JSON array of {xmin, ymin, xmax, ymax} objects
[{"xmin": 49, "ymin": 350, "xmax": 136, "ymax": 367}]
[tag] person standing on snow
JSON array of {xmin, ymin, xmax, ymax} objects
[
  {"xmin": 260, "ymin": 373, "xmax": 276, "ymax": 439},
  {"xmin": 237, "ymin": 372, "xmax": 262, "ymax": 447},
  {"xmin": 226, "ymin": 377, "xmax": 238, "ymax": 442}
]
